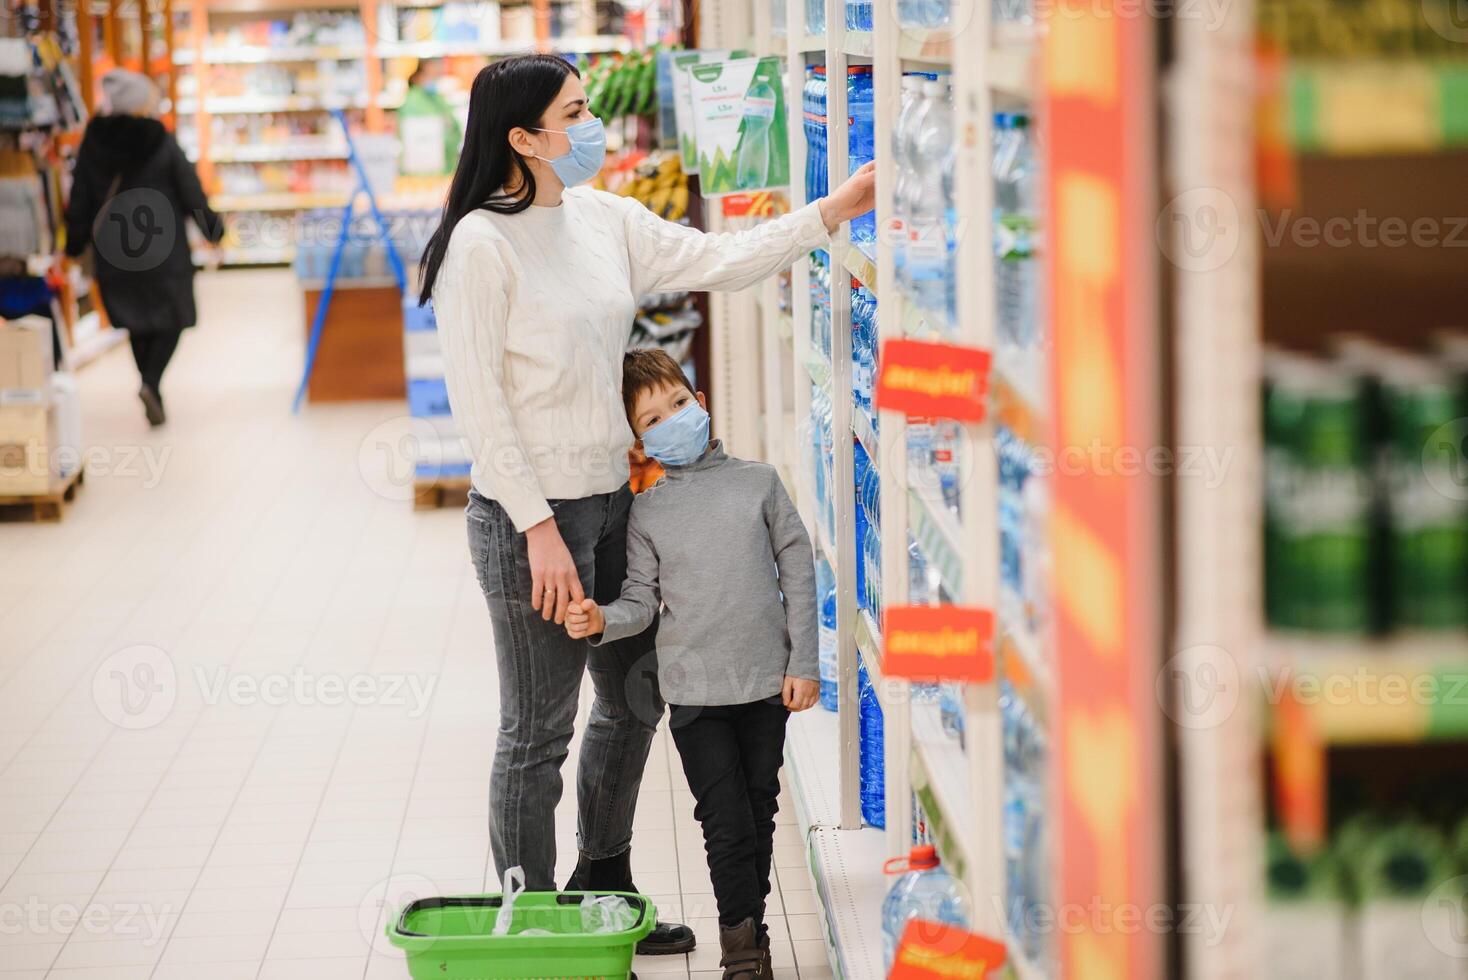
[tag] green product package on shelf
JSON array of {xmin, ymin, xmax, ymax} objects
[
  {"xmin": 687, "ymin": 56, "xmax": 790, "ymax": 197},
  {"xmin": 669, "ymin": 49, "xmax": 750, "ymax": 175}
]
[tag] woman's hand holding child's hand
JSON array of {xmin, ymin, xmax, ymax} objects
[
  {"xmin": 782, "ymin": 676, "xmax": 819, "ymax": 712},
  {"xmin": 565, "ymin": 598, "xmax": 606, "ymax": 639}
]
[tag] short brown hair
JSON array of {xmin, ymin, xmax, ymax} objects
[{"xmin": 622, "ymin": 349, "xmax": 695, "ymax": 422}]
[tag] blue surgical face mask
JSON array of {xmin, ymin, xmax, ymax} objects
[
  {"xmin": 532, "ymin": 117, "xmax": 606, "ymax": 188},
  {"xmin": 640, "ymin": 402, "xmax": 710, "ymax": 467}
]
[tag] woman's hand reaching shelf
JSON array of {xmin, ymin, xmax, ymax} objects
[{"xmin": 818, "ymin": 161, "xmax": 877, "ymax": 232}]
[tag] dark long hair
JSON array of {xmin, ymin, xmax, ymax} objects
[{"xmin": 417, "ymin": 54, "xmax": 576, "ymax": 305}]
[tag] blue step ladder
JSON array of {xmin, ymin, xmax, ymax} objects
[{"xmin": 292, "ymin": 109, "xmax": 409, "ymax": 413}]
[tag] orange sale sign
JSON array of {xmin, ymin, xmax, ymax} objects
[
  {"xmin": 875, "ymin": 339, "xmax": 991, "ymax": 421},
  {"xmin": 888, "ymin": 921, "xmax": 1007, "ymax": 980},
  {"xmin": 881, "ymin": 605, "xmax": 995, "ymax": 683}
]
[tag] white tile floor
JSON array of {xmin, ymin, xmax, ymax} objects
[{"xmin": 0, "ymin": 269, "xmax": 835, "ymax": 979}]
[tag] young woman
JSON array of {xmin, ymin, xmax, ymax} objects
[
  {"xmin": 419, "ymin": 54, "xmax": 873, "ymax": 958},
  {"xmin": 64, "ymin": 69, "xmax": 224, "ymax": 426}
]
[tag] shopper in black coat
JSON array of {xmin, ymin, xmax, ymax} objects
[{"xmin": 64, "ymin": 69, "xmax": 224, "ymax": 426}]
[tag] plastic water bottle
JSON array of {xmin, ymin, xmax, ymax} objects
[
  {"xmin": 881, "ymin": 846, "xmax": 970, "ymax": 973},
  {"xmin": 735, "ymin": 77, "xmax": 778, "ymax": 189},
  {"xmin": 853, "ymin": 439, "xmax": 870, "ymax": 611},
  {"xmin": 907, "ymin": 537, "xmax": 941, "ymax": 704},
  {"xmin": 895, "ymin": 74, "xmax": 941, "ymax": 299},
  {"xmin": 807, "ymin": 0, "xmax": 825, "ymax": 32},
  {"xmin": 847, "ymin": 67, "xmax": 876, "ymax": 249},
  {"xmin": 804, "ymin": 67, "xmax": 828, "ymax": 203},
  {"xmin": 906, "ymin": 79, "xmax": 953, "ymax": 321},
  {"xmin": 933, "ymin": 418, "xmax": 962, "ymax": 517},
  {"xmin": 922, "ymin": 0, "xmax": 951, "ymax": 27},
  {"xmin": 817, "ymin": 558, "xmax": 839, "ymax": 711},
  {"xmin": 772, "ymin": 0, "xmax": 787, "ymax": 35},
  {"xmin": 846, "ymin": 0, "xmax": 873, "ymax": 30},
  {"xmin": 858, "ymin": 655, "xmax": 885, "ymax": 828},
  {"xmin": 864, "ymin": 520, "xmax": 882, "ymax": 622},
  {"xmin": 940, "ymin": 683, "xmax": 965, "ymax": 743},
  {"xmin": 889, "ymin": 74, "xmax": 923, "ymax": 291}
]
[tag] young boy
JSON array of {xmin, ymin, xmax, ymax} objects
[{"xmin": 566, "ymin": 349, "xmax": 819, "ymax": 980}]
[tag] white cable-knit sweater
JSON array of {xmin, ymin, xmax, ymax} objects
[{"xmin": 432, "ymin": 186, "xmax": 830, "ymax": 532}]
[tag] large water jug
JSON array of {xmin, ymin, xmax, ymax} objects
[{"xmin": 880, "ymin": 845, "xmax": 971, "ymax": 972}]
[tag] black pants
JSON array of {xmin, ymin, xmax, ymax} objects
[
  {"xmin": 669, "ymin": 697, "xmax": 789, "ymax": 932},
  {"xmin": 128, "ymin": 330, "xmax": 181, "ymax": 392}
]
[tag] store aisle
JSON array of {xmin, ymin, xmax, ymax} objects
[{"xmin": 0, "ymin": 269, "xmax": 832, "ymax": 980}]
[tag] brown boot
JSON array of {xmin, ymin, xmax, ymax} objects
[{"xmin": 718, "ymin": 918, "xmax": 769, "ymax": 979}]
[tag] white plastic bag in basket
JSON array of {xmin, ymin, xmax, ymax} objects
[
  {"xmin": 493, "ymin": 866, "xmax": 526, "ymax": 936},
  {"xmin": 580, "ymin": 895, "xmax": 637, "ymax": 934}
]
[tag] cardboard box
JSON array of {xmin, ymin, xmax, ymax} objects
[
  {"xmin": 0, "ymin": 316, "xmax": 54, "ymax": 398},
  {"xmin": 0, "ymin": 404, "xmax": 53, "ymax": 495}
]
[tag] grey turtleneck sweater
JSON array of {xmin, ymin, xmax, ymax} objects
[{"xmin": 592, "ymin": 441, "xmax": 819, "ymax": 706}]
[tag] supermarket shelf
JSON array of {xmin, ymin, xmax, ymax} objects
[
  {"xmin": 855, "ymin": 609, "xmax": 885, "ymax": 684},
  {"xmin": 907, "ymin": 469, "xmax": 964, "ymax": 594},
  {"xmin": 192, "ymin": 246, "xmax": 293, "ymax": 265},
  {"xmin": 909, "ymin": 699, "xmax": 975, "ymax": 882},
  {"xmin": 176, "ymin": 93, "xmax": 374, "ymax": 114},
  {"xmin": 1000, "ymin": 623, "xmax": 1051, "ymax": 723},
  {"xmin": 803, "ymin": 348, "xmax": 833, "ymax": 390},
  {"xmin": 207, "ymin": 143, "xmax": 349, "ymax": 163},
  {"xmin": 852, "ymin": 410, "xmax": 878, "ymax": 465},
  {"xmin": 778, "ymin": 310, "xmax": 795, "ymax": 341},
  {"xmin": 211, "ymin": 192, "xmax": 348, "ymax": 211},
  {"xmin": 843, "ymin": 30, "xmax": 873, "ymax": 58},
  {"xmin": 378, "ymin": 35, "xmax": 631, "ymax": 58},
  {"xmin": 899, "ymin": 292, "xmax": 946, "ymax": 340},
  {"xmin": 786, "ymin": 707, "xmax": 888, "ymax": 980},
  {"xmin": 1261, "ymin": 632, "xmax": 1468, "ymax": 744},
  {"xmin": 839, "ymin": 241, "xmax": 878, "ymax": 296},
  {"xmin": 793, "ymin": 33, "xmax": 827, "ymax": 54},
  {"xmin": 1286, "ymin": 61, "xmax": 1468, "ymax": 154},
  {"xmin": 173, "ymin": 44, "xmax": 366, "ymax": 64},
  {"xmin": 898, "ymin": 28, "xmax": 953, "ymax": 66},
  {"xmin": 987, "ymin": 27, "xmax": 1039, "ymax": 99},
  {"xmin": 786, "ymin": 703, "xmax": 844, "ymax": 831}
]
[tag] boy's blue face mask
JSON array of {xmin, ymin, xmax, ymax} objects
[
  {"xmin": 532, "ymin": 118, "xmax": 607, "ymax": 188},
  {"xmin": 640, "ymin": 402, "xmax": 710, "ymax": 467}
]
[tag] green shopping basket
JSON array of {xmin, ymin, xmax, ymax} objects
[{"xmin": 386, "ymin": 891, "xmax": 656, "ymax": 979}]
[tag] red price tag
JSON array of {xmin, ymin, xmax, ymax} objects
[
  {"xmin": 889, "ymin": 920, "xmax": 1007, "ymax": 979},
  {"xmin": 882, "ymin": 606, "xmax": 995, "ymax": 683},
  {"xmin": 875, "ymin": 339, "xmax": 991, "ymax": 421}
]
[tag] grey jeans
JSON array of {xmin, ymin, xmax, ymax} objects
[{"xmin": 467, "ymin": 486, "xmax": 663, "ymax": 891}]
